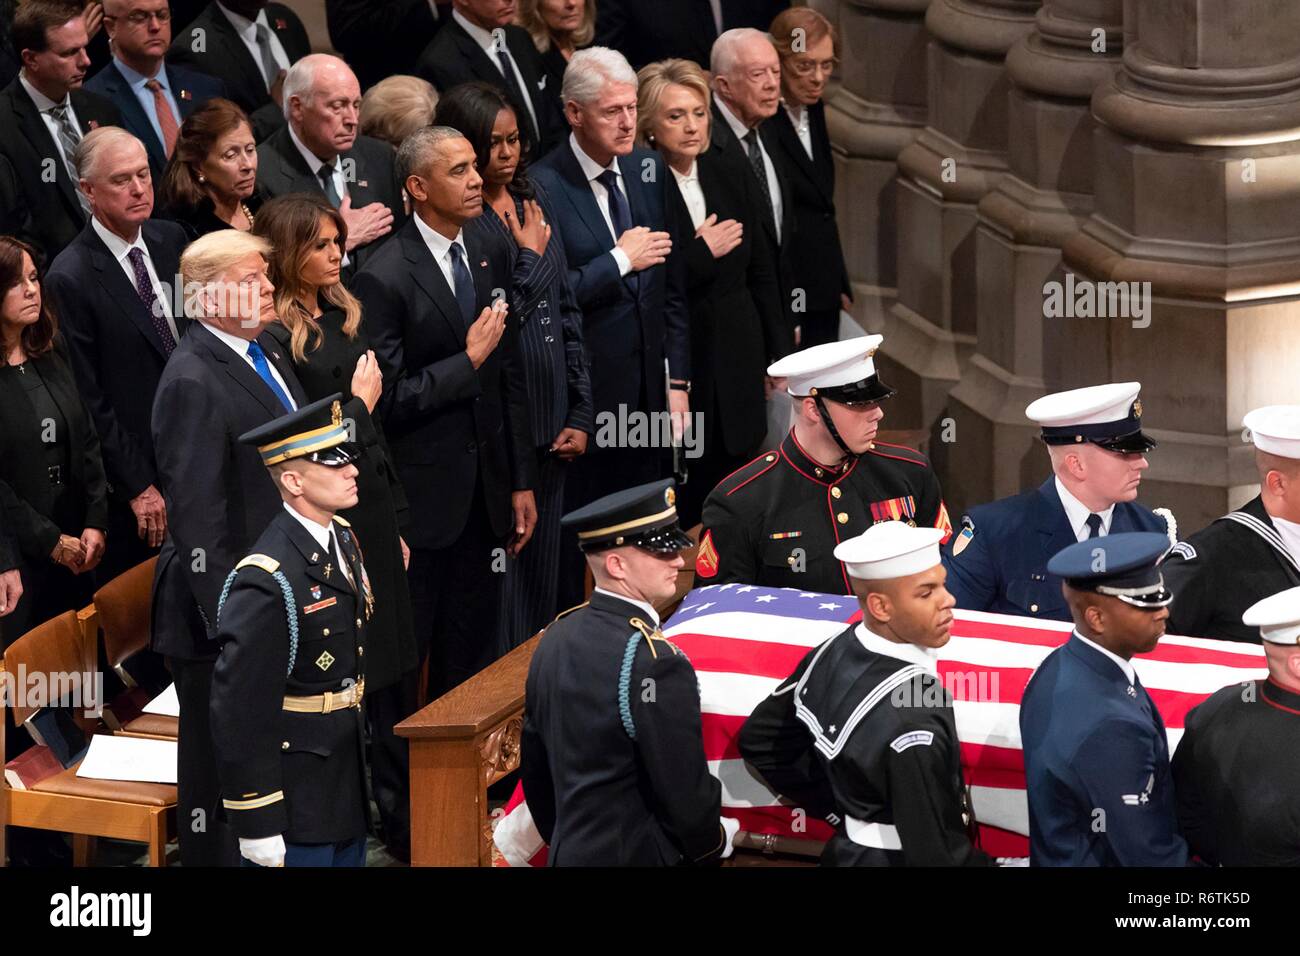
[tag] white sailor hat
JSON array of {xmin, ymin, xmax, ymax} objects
[
  {"xmin": 1025, "ymin": 382, "xmax": 1156, "ymax": 453},
  {"xmin": 767, "ymin": 335, "xmax": 896, "ymax": 405},
  {"xmin": 832, "ymin": 521, "xmax": 945, "ymax": 580},
  {"xmin": 1242, "ymin": 587, "xmax": 1300, "ymax": 644},
  {"xmin": 1243, "ymin": 405, "xmax": 1300, "ymax": 460}
]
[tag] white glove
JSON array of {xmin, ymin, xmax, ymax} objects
[
  {"xmin": 239, "ymin": 834, "xmax": 286, "ymax": 867},
  {"xmin": 720, "ymin": 816, "xmax": 741, "ymax": 860},
  {"xmin": 996, "ymin": 856, "xmax": 1030, "ymax": 867}
]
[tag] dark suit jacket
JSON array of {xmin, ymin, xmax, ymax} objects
[
  {"xmin": 416, "ymin": 19, "xmax": 566, "ymax": 158},
  {"xmin": 0, "ymin": 78, "xmax": 121, "ymax": 262},
  {"xmin": 352, "ymin": 216, "xmax": 536, "ymax": 550},
  {"xmin": 150, "ymin": 322, "xmax": 308, "ymax": 661},
  {"xmin": 594, "ymin": 0, "xmax": 716, "ymax": 70},
  {"xmin": 84, "ymin": 61, "xmax": 226, "ymax": 178},
  {"xmin": 326, "ymin": 0, "xmax": 443, "ymax": 91},
  {"xmin": 46, "ymin": 219, "xmax": 191, "ymax": 505},
  {"xmin": 0, "ymin": 339, "xmax": 109, "ymax": 561},
  {"xmin": 255, "ymin": 126, "xmax": 406, "ymax": 275},
  {"xmin": 765, "ymin": 101, "xmax": 850, "ymax": 312},
  {"xmin": 530, "ymin": 142, "xmax": 689, "ymax": 418},
  {"xmin": 167, "ymin": 1, "xmax": 310, "ymax": 142},
  {"xmin": 666, "ymin": 149, "xmax": 788, "ymax": 456}
]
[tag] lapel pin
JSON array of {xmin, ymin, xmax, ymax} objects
[
  {"xmin": 479, "ymin": 259, "xmax": 488, "ymax": 268},
  {"xmin": 357, "ymin": 179, "xmax": 368, "ymax": 188},
  {"xmin": 180, "ymin": 89, "xmax": 192, "ymax": 101},
  {"xmin": 87, "ymin": 120, "xmax": 99, "ymax": 130},
  {"xmin": 276, "ymin": 17, "xmax": 288, "ymax": 29}
]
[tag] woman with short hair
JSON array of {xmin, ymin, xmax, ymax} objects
[
  {"xmin": 359, "ymin": 75, "xmax": 440, "ymax": 150},
  {"xmin": 517, "ymin": 0, "xmax": 595, "ymax": 110}
]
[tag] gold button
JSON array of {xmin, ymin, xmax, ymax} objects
[
  {"xmin": 281, "ymin": 741, "xmax": 290, "ymax": 751},
  {"xmin": 815, "ymin": 467, "xmax": 824, "ymax": 478},
  {"xmin": 787, "ymin": 556, "xmax": 795, "ymax": 566},
  {"xmin": 1030, "ymin": 604, "xmax": 1039, "ymax": 613},
  {"xmin": 831, "ymin": 487, "xmax": 842, "ymax": 499},
  {"xmin": 323, "ymin": 627, "xmax": 330, "ymax": 636},
  {"xmin": 837, "ymin": 512, "xmax": 848, "ymax": 524},
  {"xmin": 356, "ymin": 618, "xmax": 362, "ymax": 629},
  {"xmin": 867, "ymin": 441, "xmax": 875, "ymax": 450},
  {"xmin": 765, "ymin": 454, "xmax": 776, "ymax": 462},
  {"xmin": 358, "ymin": 646, "xmax": 364, "ymax": 656}
]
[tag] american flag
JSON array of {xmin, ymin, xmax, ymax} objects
[{"xmin": 493, "ymin": 584, "xmax": 1267, "ymax": 865}]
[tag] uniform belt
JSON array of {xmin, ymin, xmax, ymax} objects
[
  {"xmin": 844, "ymin": 816, "xmax": 902, "ymax": 851},
  {"xmin": 283, "ymin": 679, "xmax": 364, "ymax": 713}
]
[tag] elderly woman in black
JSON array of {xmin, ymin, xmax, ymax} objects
[
  {"xmin": 0, "ymin": 236, "xmax": 108, "ymax": 645},
  {"xmin": 434, "ymin": 82, "xmax": 594, "ymax": 651},
  {"xmin": 157, "ymin": 98, "xmax": 263, "ymax": 241}
]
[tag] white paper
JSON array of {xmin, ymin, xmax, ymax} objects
[
  {"xmin": 142, "ymin": 683, "xmax": 179, "ymax": 718},
  {"xmin": 76, "ymin": 734, "xmax": 177, "ymax": 784}
]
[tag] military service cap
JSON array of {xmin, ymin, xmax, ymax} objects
[
  {"xmin": 562, "ymin": 479, "xmax": 693, "ymax": 554},
  {"xmin": 1046, "ymin": 532, "xmax": 1173, "ymax": 608},
  {"xmin": 1243, "ymin": 405, "xmax": 1300, "ymax": 460},
  {"xmin": 833, "ymin": 521, "xmax": 945, "ymax": 580},
  {"xmin": 1242, "ymin": 587, "xmax": 1300, "ymax": 644},
  {"xmin": 239, "ymin": 393, "xmax": 359, "ymax": 468},
  {"xmin": 1026, "ymin": 382, "xmax": 1156, "ymax": 453},
  {"xmin": 767, "ymin": 335, "xmax": 896, "ymax": 405}
]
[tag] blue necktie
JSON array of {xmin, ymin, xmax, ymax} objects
[
  {"xmin": 596, "ymin": 168, "xmax": 631, "ymax": 239},
  {"xmin": 246, "ymin": 339, "xmax": 294, "ymax": 411},
  {"xmin": 448, "ymin": 242, "xmax": 476, "ymax": 328}
]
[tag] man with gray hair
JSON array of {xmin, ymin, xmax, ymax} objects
[
  {"xmin": 353, "ymin": 125, "xmax": 537, "ymax": 702},
  {"xmin": 531, "ymin": 46, "xmax": 690, "ymax": 608},
  {"xmin": 256, "ymin": 53, "xmax": 404, "ymax": 276},
  {"xmin": 47, "ymin": 126, "xmax": 191, "ymax": 583}
]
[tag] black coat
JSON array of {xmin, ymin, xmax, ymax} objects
[
  {"xmin": 211, "ymin": 508, "xmax": 370, "ymax": 844},
  {"xmin": 82, "ymin": 62, "xmax": 226, "ymax": 178},
  {"xmin": 150, "ymin": 323, "xmax": 308, "ymax": 661},
  {"xmin": 530, "ymin": 142, "xmax": 690, "ymax": 417},
  {"xmin": 416, "ymin": 19, "xmax": 567, "ymax": 159},
  {"xmin": 46, "ymin": 219, "xmax": 191, "ymax": 503},
  {"xmin": 167, "ymin": 1, "xmax": 310, "ymax": 142},
  {"xmin": 593, "ymin": 0, "xmax": 791, "ymax": 69},
  {"xmin": 666, "ymin": 149, "xmax": 790, "ymax": 457},
  {"xmin": 352, "ymin": 217, "xmax": 536, "ymax": 550},
  {"xmin": 1163, "ymin": 495, "xmax": 1298, "ymax": 644},
  {"xmin": 254, "ymin": 126, "xmax": 406, "ymax": 276},
  {"xmin": 326, "ymin": 0, "xmax": 443, "ymax": 92},
  {"xmin": 0, "ymin": 78, "xmax": 121, "ymax": 262},
  {"xmin": 264, "ymin": 310, "xmax": 417, "ymax": 689},
  {"xmin": 158, "ymin": 189, "xmax": 265, "ymax": 242},
  {"xmin": 521, "ymin": 590, "xmax": 728, "ymax": 866},
  {"xmin": 764, "ymin": 101, "xmax": 850, "ymax": 312}
]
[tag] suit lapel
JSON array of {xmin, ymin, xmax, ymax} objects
[
  {"xmin": 206, "ymin": 8, "xmax": 270, "ymax": 102},
  {"xmin": 1035, "ymin": 479, "xmax": 1080, "ymax": 565},
  {"xmin": 282, "ymin": 512, "xmax": 352, "ymax": 595},
  {"xmin": 463, "ymin": 224, "xmax": 496, "ymax": 317},
  {"xmin": 257, "ymin": 330, "xmax": 306, "ymax": 406},
  {"xmin": 84, "ymin": 227, "xmax": 171, "ymax": 358},
  {"xmin": 142, "ymin": 223, "xmax": 189, "ymax": 338},
  {"xmin": 555, "ymin": 143, "xmax": 617, "ymax": 250},
  {"xmin": 400, "ymin": 221, "xmax": 467, "ymax": 345},
  {"xmin": 101, "ymin": 65, "xmax": 166, "ymax": 172},
  {"xmin": 771, "ymin": 106, "xmax": 829, "ymax": 203},
  {"xmin": 168, "ymin": 67, "xmax": 200, "ymax": 121},
  {"xmin": 713, "ymin": 102, "xmax": 780, "ymax": 244},
  {"xmin": 192, "ymin": 323, "xmax": 290, "ymax": 417},
  {"xmin": 10, "ymin": 84, "xmax": 81, "ymax": 216}
]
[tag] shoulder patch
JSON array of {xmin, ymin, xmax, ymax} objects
[
  {"xmin": 332, "ymin": 515, "xmax": 351, "ymax": 528},
  {"xmin": 951, "ymin": 521, "xmax": 975, "ymax": 557},
  {"xmin": 236, "ymin": 554, "xmax": 280, "ymax": 573},
  {"xmin": 696, "ymin": 529, "xmax": 719, "ymax": 579},
  {"xmin": 868, "ymin": 441, "xmax": 928, "ymax": 467},
  {"xmin": 890, "ymin": 730, "xmax": 935, "ymax": 753},
  {"xmin": 1167, "ymin": 541, "xmax": 1197, "ymax": 562},
  {"xmin": 717, "ymin": 451, "xmax": 780, "ymax": 497}
]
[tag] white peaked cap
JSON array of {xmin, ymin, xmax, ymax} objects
[
  {"xmin": 768, "ymin": 335, "xmax": 883, "ymax": 397},
  {"xmin": 1242, "ymin": 587, "xmax": 1300, "ymax": 644},
  {"xmin": 1024, "ymin": 382, "xmax": 1142, "ymax": 427},
  {"xmin": 833, "ymin": 521, "xmax": 945, "ymax": 581},
  {"xmin": 1243, "ymin": 405, "xmax": 1300, "ymax": 461}
]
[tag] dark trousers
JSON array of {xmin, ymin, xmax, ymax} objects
[
  {"xmin": 364, "ymin": 671, "xmax": 416, "ymax": 858},
  {"xmin": 98, "ymin": 498, "xmax": 161, "ymax": 585},
  {"xmin": 241, "ymin": 834, "xmax": 366, "ymax": 867},
  {"xmin": 168, "ymin": 655, "xmax": 237, "ymax": 867},
  {"xmin": 499, "ymin": 448, "xmax": 566, "ymax": 650},
  {"xmin": 799, "ymin": 307, "xmax": 842, "ymax": 349},
  {"xmin": 407, "ymin": 485, "xmax": 506, "ymax": 702}
]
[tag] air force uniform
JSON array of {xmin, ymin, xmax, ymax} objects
[
  {"xmin": 1171, "ymin": 587, "xmax": 1300, "ymax": 865},
  {"xmin": 945, "ymin": 383, "xmax": 1172, "ymax": 620},
  {"xmin": 1019, "ymin": 534, "xmax": 1188, "ymax": 867},
  {"xmin": 739, "ymin": 523, "xmax": 992, "ymax": 867},
  {"xmin": 1164, "ymin": 406, "xmax": 1300, "ymax": 643},
  {"xmin": 520, "ymin": 480, "xmax": 734, "ymax": 866},
  {"xmin": 210, "ymin": 397, "xmax": 373, "ymax": 866},
  {"xmin": 699, "ymin": 336, "xmax": 951, "ymax": 596}
]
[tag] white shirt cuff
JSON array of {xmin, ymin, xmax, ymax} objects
[{"xmin": 611, "ymin": 247, "xmax": 632, "ymax": 277}]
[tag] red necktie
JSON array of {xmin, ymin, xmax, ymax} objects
[{"xmin": 145, "ymin": 79, "xmax": 179, "ymax": 158}]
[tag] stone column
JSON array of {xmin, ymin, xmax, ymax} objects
[
  {"xmin": 879, "ymin": 0, "xmax": 1040, "ymax": 448},
  {"xmin": 1061, "ymin": 0, "xmax": 1300, "ymax": 529},
  {"xmin": 943, "ymin": 0, "xmax": 1123, "ymax": 514}
]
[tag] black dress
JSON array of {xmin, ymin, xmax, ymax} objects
[{"xmin": 159, "ymin": 190, "xmax": 265, "ymax": 243}]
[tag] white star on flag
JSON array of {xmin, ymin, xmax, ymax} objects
[
  {"xmin": 735, "ymin": 585, "xmax": 756, "ymax": 593},
  {"xmin": 799, "ymin": 593, "xmax": 817, "ymax": 598},
  {"xmin": 819, "ymin": 603, "xmax": 842, "ymax": 610},
  {"xmin": 754, "ymin": 595, "xmax": 778, "ymax": 603}
]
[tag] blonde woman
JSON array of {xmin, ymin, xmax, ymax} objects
[
  {"xmin": 517, "ymin": 0, "xmax": 595, "ymax": 108},
  {"xmin": 360, "ymin": 75, "xmax": 440, "ymax": 149},
  {"xmin": 636, "ymin": 58, "xmax": 788, "ymax": 525},
  {"xmin": 252, "ymin": 193, "xmax": 418, "ymax": 860}
]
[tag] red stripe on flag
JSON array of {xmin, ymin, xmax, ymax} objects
[
  {"xmin": 976, "ymin": 825, "xmax": 1029, "ymax": 858},
  {"xmin": 671, "ymin": 632, "xmax": 812, "ymax": 679},
  {"xmin": 961, "ymin": 742, "xmax": 1028, "ymax": 775},
  {"xmin": 722, "ymin": 806, "xmax": 836, "ymax": 843},
  {"xmin": 936, "ymin": 663, "xmax": 1034, "ymax": 703},
  {"xmin": 702, "ymin": 713, "xmax": 746, "ymax": 760}
]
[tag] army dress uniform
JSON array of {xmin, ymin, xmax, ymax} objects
[
  {"xmin": 945, "ymin": 382, "xmax": 1172, "ymax": 621},
  {"xmin": 698, "ymin": 336, "xmax": 951, "ymax": 596},
  {"xmin": 1170, "ymin": 587, "xmax": 1300, "ymax": 865},
  {"xmin": 1019, "ymin": 534, "xmax": 1188, "ymax": 867},
  {"xmin": 209, "ymin": 398, "xmax": 373, "ymax": 866},
  {"xmin": 520, "ymin": 480, "xmax": 733, "ymax": 866}
]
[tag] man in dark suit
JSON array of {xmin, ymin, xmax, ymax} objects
[
  {"xmin": 166, "ymin": 0, "xmax": 308, "ymax": 142},
  {"xmin": 416, "ymin": 0, "xmax": 566, "ymax": 157},
  {"xmin": 594, "ymin": 0, "xmax": 790, "ymax": 70},
  {"xmin": 256, "ymin": 54, "xmax": 403, "ymax": 277},
  {"xmin": 943, "ymin": 383, "xmax": 1174, "ymax": 622},
  {"xmin": 0, "ymin": 0, "xmax": 121, "ymax": 262},
  {"xmin": 353, "ymin": 125, "xmax": 536, "ymax": 701},
  {"xmin": 84, "ymin": 0, "xmax": 224, "ymax": 179},
  {"xmin": 530, "ymin": 46, "xmax": 689, "ymax": 605},
  {"xmin": 151, "ymin": 228, "xmax": 308, "ymax": 866},
  {"xmin": 47, "ymin": 127, "xmax": 188, "ymax": 583},
  {"xmin": 327, "ymin": 0, "xmax": 443, "ymax": 93}
]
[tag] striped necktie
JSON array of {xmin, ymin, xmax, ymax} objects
[{"xmin": 48, "ymin": 104, "xmax": 90, "ymax": 216}]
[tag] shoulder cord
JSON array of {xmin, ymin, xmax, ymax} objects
[
  {"xmin": 618, "ymin": 632, "xmax": 640, "ymax": 740},
  {"xmin": 217, "ymin": 568, "xmax": 301, "ymax": 676}
]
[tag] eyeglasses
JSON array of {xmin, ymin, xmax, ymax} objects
[
  {"xmin": 788, "ymin": 57, "xmax": 838, "ymax": 78},
  {"xmin": 107, "ymin": 9, "xmax": 172, "ymax": 26}
]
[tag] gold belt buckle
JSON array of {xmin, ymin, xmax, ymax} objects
[{"xmin": 321, "ymin": 690, "xmax": 334, "ymax": 713}]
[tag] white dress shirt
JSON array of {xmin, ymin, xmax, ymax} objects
[
  {"xmin": 412, "ymin": 211, "xmax": 470, "ymax": 294},
  {"xmin": 91, "ymin": 216, "xmax": 179, "ymax": 339},
  {"xmin": 452, "ymin": 9, "xmax": 540, "ymax": 137},
  {"xmin": 1072, "ymin": 630, "xmax": 1136, "ymax": 685},
  {"xmin": 593, "ymin": 587, "xmax": 660, "ymax": 628},
  {"xmin": 287, "ymin": 123, "xmax": 352, "ymax": 266},
  {"xmin": 200, "ymin": 321, "xmax": 298, "ymax": 410},
  {"xmin": 216, "ymin": 1, "xmax": 291, "ymax": 88},
  {"xmin": 671, "ymin": 160, "xmax": 707, "ymax": 231},
  {"xmin": 716, "ymin": 96, "xmax": 783, "ymax": 243},
  {"xmin": 283, "ymin": 503, "xmax": 353, "ymax": 586},
  {"xmin": 19, "ymin": 71, "xmax": 80, "ymax": 165},
  {"xmin": 855, "ymin": 623, "xmax": 939, "ymax": 676},
  {"xmin": 1055, "ymin": 477, "xmax": 1116, "ymax": 543},
  {"xmin": 569, "ymin": 133, "xmax": 633, "ymax": 277},
  {"xmin": 784, "ymin": 102, "xmax": 814, "ymax": 162},
  {"xmin": 1271, "ymin": 514, "xmax": 1300, "ymax": 566},
  {"xmin": 112, "ymin": 57, "xmax": 181, "ymax": 152}
]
